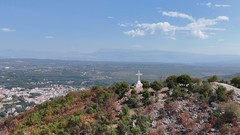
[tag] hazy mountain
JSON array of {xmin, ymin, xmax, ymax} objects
[
  {"xmin": 1, "ymin": 49, "xmax": 240, "ymax": 64},
  {"xmin": 218, "ymin": 72, "xmax": 240, "ymax": 81}
]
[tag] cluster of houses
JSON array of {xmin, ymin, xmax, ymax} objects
[{"xmin": 0, "ymin": 85, "xmax": 85, "ymax": 119}]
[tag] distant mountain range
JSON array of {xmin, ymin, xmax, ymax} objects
[{"xmin": 1, "ymin": 49, "xmax": 240, "ymax": 64}]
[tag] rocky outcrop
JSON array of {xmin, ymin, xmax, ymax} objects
[{"xmin": 211, "ymin": 82, "xmax": 240, "ymax": 103}]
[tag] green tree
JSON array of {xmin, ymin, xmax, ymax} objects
[
  {"xmin": 134, "ymin": 114, "xmax": 151, "ymax": 133},
  {"xmin": 67, "ymin": 115, "xmax": 80, "ymax": 127},
  {"xmin": 231, "ymin": 76, "xmax": 240, "ymax": 88},
  {"xmin": 176, "ymin": 74, "xmax": 191, "ymax": 87},
  {"xmin": 141, "ymin": 80, "xmax": 150, "ymax": 89},
  {"xmin": 166, "ymin": 75, "xmax": 177, "ymax": 83},
  {"xmin": 118, "ymin": 105, "xmax": 131, "ymax": 134},
  {"xmin": 125, "ymin": 90, "xmax": 138, "ymax": 108},
  {"xmin": 215, "ymin": 86, "xmax": 233, "ymax": 102},
  {"xmin": 108, "ymin": 128, "xmax": 117, "ymax": 135},
  {"xmin": 86, "ymin": 107, "xmax": 95, "ymax": 114},
  {"xmin": 126, "ymin": 96, "xmax": 138, "ymax": 108},
  {"xmin": 131, "ymin": 89, "xmax": 137, "ymax": 98},
  {"xmin": 113, "ymin": 82, "xmax": 129, "ymax": 98},
  {"xmin": 197, "ymin": 82, "xmax": 213, "ymax": 97},
  {"xmin": 132, "ymin": 125, "xmax": 141, "ymax": 135},
  {"xmin": 172, "ymin": 86, "xmax": 187, "ymax": 98},
  {"xmin": 150, "ymin": 81, "xmax": 162, "ymax": 91},
  {"xmin": 26, "ymin": 113, "xmax": 42, "ymax": 126},
  {"xmin": 208, "ymin": 75, "xmax": 218, "ymax": 82},
  {"xmin": 142, "ymin": 90, "xmax": 151, "ymax": 105},
  {"xmin": 165, "ymin": 75, "xmax": 177, "ymax": 89}
]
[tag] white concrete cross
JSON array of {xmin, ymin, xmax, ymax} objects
[{"xmin": 136, "ymin": 70, "xmax": 143, "ymax": 81}]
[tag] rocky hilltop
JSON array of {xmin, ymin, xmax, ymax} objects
[
  {"xmin": 0, "ymin": 75, "xmax": 240, "ymax": 134},
  {"xmin": 211, "ymin": 82, "xmax": 240, "ymax": 103}
]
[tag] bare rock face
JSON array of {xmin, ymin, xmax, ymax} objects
[{"xmin": 210, "ymin": 82, "xmax": 240, "ymax": 103}]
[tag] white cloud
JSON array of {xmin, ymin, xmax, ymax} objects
[
  {"xmin": 216, "ymin": 16, "xmax": 229, "ymax": 21},
  {"xmin": 215, "ymin": 4, "xmax": 231, "ymax": 8},
  {"xmin": 45, "ymin": 36, "xmax": 55, "ymax": 39},
  {"xmin": 124, "ymin": 29, "xmax": 145, "ymax": 37},
  {"xmin": 123, "ymin": 21, "xmax": 176, "ymax": 38},
  {"xmin": 203, "ymin": 2, "xmax": 231, "ymax": 8},
  {"xmin": 1, "ymin": 28, "xmax": 15, "ymax": 32},
  {"xmin": 162, "ymin": 11, "xmax": 194, "ymax": 21},
  {"xmin": 184, "ymin": 16, "xmax": 228, "ymax": 39},
  {"xmin": 119, "ymin": 23, "xmax": 128, "ymax": 27},
  {"xmin": 187, "ymin": 18, "xmax": 219, "ymax": 30},
  {"xmin": 192, "ymin": 30, "xmax": 208, "ymax": 39},
  {"xmin": 159, "ymin": 22, "xmax": 176, "ymax": 32},
  {"xmin": 136, "ymin": 22, "xmax": 176, "ymax": 35},
  {"xmin": 198, "ymin": 2, "xmax": 231, "ymax": 8},
  {"xmin": 206, "ymin": 2, "xmax": 212, "ymax": 8},
  {"xmin": 119, "ymin": 22, "xmax": 138, "ymax": 27},
  {"xmin": 121, "ymin": 11, "xmax": 229, "ymax": 39},
  {"xmin": 107, "ymin": 16, "xmax": 114, "ymax": 19}
]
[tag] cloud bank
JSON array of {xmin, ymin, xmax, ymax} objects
[{"xmin": 122, "ymin": 11, "xmax": 229, "ymax": 39}]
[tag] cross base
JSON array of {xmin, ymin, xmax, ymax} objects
[{"xmin": 135, "ymin": 80, "xmax": 143, "ymax": 88}]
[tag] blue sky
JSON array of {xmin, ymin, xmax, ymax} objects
[{"xmin": 0, "ymin": 0, "xmax": 239, "ymax": 55}]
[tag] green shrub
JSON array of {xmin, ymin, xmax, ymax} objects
[
  {"xmin": 211, "ymin": 102, "xmax": 240, "ymax": 127},
  {"xmin": 208, "ymin": 75, "xmax": 218, "ymax": 82},
  {"xmin": 26, "ymin": 113, "xmax": 42, "ymax": 126},
  {"xmin": 172, "ymin": 86, "xmax": 187, "ymax": 98},
  {"xmin": 118, "ymin": 105, "xmax": 131, "ymax": 134},
  {"xmin": 67, "ymin": 115, "xmax": 80, "ymax": 127},
  {"xmin": 126, "ymin": 97, "xmax": 138, "ymax": 108},
  {"xmin": 231, "ymin": 76, "xmax": 240, "ymax": 88},
  {"xmin": 141, "ymin": 80, "xmax": 150, "ymax": 89},
  {"xmin": 150, "ymin": 81, "xmax": 162, "ymax": 91},
  {"xmin": 86, "ymin": 107, "xmax": 96, "ymax": 114},
  {"xmin": 165, "ymin": 75, "xmax": 177, "ymax": 89},
  {"xmin": 134, "ymin": 114, "xmax": 151, "ymax": 133},
  {"xmin": 216, "ymin": 86, "xmax": 228, "ymax": 102},
  {"xmin": 113, "ymin": 82, "xmax": 129, "ymax": 98},
  {"xmin": 97, "ymin": 91, "xmax": 110, "ymax": 104},
  {"xmin": 108, "ymin": 128, "xmax": 117, "ymax": 135},
  {"xmin": 132, "ymin": 125, "xmax": 141, "ymax": 135},
  {"xmin": 142, "ymin": 90, "xmax": 151, "ymax": 105},
  {"xmin": 176, "ymin": 74, "xmax": 191, "ymax": 87}
]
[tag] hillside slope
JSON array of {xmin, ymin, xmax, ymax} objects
[{"xmin": 1, "ymin": 79, "xmax": 240, "ymax": 134}]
